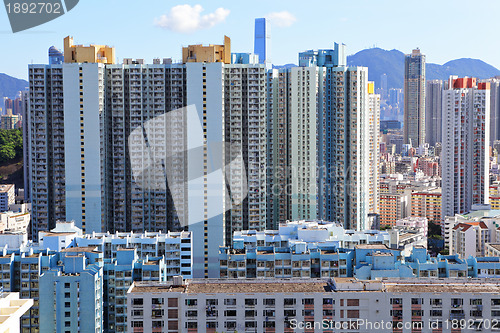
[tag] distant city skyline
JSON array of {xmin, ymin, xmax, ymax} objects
[{"xmin": 1, "ymin": 0, "xmax": 500, "ymax": 79}]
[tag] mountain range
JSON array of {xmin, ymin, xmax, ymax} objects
[
  {"xmin": 0, "ymin": 73, "xmax": 28, "ymax": 110},
  {"xmin": 347, "ymin": 48, "xmax": 500, "ymax": 90},
  {"xmin": 1, "ymin": 49, "xmax": 500, "ymax": 107}
]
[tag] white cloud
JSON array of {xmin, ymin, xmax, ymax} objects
[
  {"xmin": 154, "ymin": 4, "xmax": 230, "ymax": 34},
  {"xmin": 266, "ymin": 11, "xmax": 297, "ymax": 27}
]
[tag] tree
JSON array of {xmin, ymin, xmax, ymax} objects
[
  {"xmin": 0, "ymin": 129, "xmax": 22, "ymax": 162},
  {"xmin": 0, "ymin": 144, "xmax": 15, "ymax": 162}
]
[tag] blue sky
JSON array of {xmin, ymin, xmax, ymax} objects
[{"xmin": 1, "ymin": 0, "xmax": 499, "ymax": 79}]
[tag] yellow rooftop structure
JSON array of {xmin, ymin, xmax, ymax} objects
[
  {"xmin": 63, "ymin": 36, "xmax": 115, "ymax": 64},
  {"xmin": 182, "ymin": 36, "xmax": 231, "ymax": 64}
]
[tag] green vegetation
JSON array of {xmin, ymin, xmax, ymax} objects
[
  {"xmin": 428, "ymin": 221, "xmax": 443, "ymax": 239},
  {"xmin": 439, "ymin": 248, "xmax": 449, "ymax": 256},
  {"xmin": 0, "ymin": 129, "xmax": 22, "ymax": 163}
]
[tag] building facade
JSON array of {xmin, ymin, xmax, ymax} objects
[
  {"xmin": 127, "ymin": 277, "xmax": 500, "ymax": 333},
  {"xmin": 27, "ymin": 37, "xmax": 267, "ymax": 278},
  {"xmin": 441, "ymin": 77, "xmax": 490, "ymax": 220},
  {"xmin": 425, "ymin": 79, "xmax": 443, "ymax": 146},
  {"xmin": 267, "ymin": 43, "xmax": 377, "ymax": 230},
  {"xmin": 404, "ymin": 49, "xmax": 426, "ymax": 147}
]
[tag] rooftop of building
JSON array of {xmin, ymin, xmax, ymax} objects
[
  {"xmin": 41, "ymin": 232, "xmax": 78, "ymax": 237},
  {"xmin": 354, "ymin": 244, "xmax": 390, "ymax": 250},
  {"xmin": 61, "ymin": 246, "xmax": 100, "ymax": 253},
  {"xmin": 462, "ymin": 209, "xmax": 500, "ymax": 220},
  {"xmin": 0, "ymin": 184, "xmax": 13, "ymax": 193},
  {"xmin": 128, "ymin": 277, "xmax": 500, "ymax": 294},
  {"xmin": 384, "ymin": 279, "xmax": 500, "ymax": 293},
  {"xmin": 487, "ymin": 243, "xmax": 500, "ymax": 251},
  {"xmin": 131, "ymin": 279, "xmax": 333, "ymax": 294}
]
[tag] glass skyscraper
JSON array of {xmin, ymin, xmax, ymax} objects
[{"xmin": 254, "ymin": 18, "xmax": 270, "ymax": 67}]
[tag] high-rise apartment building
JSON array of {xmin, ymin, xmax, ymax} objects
[
  {"xmin": 425, "ymin": 79, "xmax": 443, "ymax": 146},
  {"xmin": 479, "ymin": 77, "xmax": 500, "ymax": 144},
  {"xmin": 0, "ymin": 184, "xmax": 15, "ymax": 212},
  {"xmin": 254, "ymin": 18, "xmax": 270, "ymax": 67},
  {"xmin": 368, "ymin": 83, "xmax": 380, "ymax": 215},
  {"xmin": 266, "ymin": 68, "xmax": 291, "ymax": 227},
  {"xmin": 266, "ymin": 43, "xmax": 377, "ymax": 230},
  {"xmin": 441, "ymin": 77, "xmax": 490, "ymax": 220},
  {"xmin": 404, "ymin": 49, "xmax": 426, "ymax": 147},
  {"xmin": 27, "ymin": 37, "xmax": 267, "ymax": 278},
  {"xmin": 411, "ymin": 187, "xmax": 441, "ymax": 224}
]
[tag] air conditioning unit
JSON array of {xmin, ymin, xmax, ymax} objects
[{"xmin": 173, "ymin": 275, "xmax": 183, "ymax": 286}]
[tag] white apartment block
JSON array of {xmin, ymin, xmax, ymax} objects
[
  {"xmin": 288, "ymin": 65, "xmax": 373, "ymax": 230},
  {"xmin": 75, "ymin": 230, "xmax": 193, "ymax": 279},
  {"xmin": 28, "ymin": 57, "xmax": 267, "ymax": 278},
  {"xmin": 267, "ymin": 44, "xmax": 376, "ymax": 231},
  {"xmin": 0, "ymin": 185, "xmax": 15, "ymax": 212},
  {"xmin": 127, "ymin": 277, "xmax": 500, "ymax": 333},
  {"xmin": 441, "ymin": 77, "xmax": 490, "ymax": 221},
  {"xmin": 368, "ymin": 85, "xmax": 380, "ymax": 216},
  {"xmin": 444, "ymin": 208, "xmax": 500, "ymax": 257},
  {"xmin": 0, "ymin": 292, "xmax": 33, "ymax": 333},
  {"xmin": 290, "ymin": 66, "xmax": 321, "ymax": 221}
]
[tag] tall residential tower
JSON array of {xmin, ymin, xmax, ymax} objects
[
  {"xmin": 27, "ymin": 36, "xmax": 267, "ymax": 278},
  {"xmin": 441, "ymin": 77, "xmax": 490, "ymax": 220},
  {"xmin": 404, "ymin": 49, "xmax": 426, "ymax": 147}
]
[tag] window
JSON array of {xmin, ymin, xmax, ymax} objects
[
  {"xmin": 323, "ymin": 298, "xmax": 334, "ymax": 305},
  {"xmin": 245, "ymin": 310, "xmax": 257, "ymax": 317},
  {"xmin": 224, "ymin": 310, "xmax": 236, "ymax": 317},
  {"xmin": 323, "ymin": 309, "xmax": 334, "ymax": 316},
  {"xmin": 471, "ymin": 310, "xmax": 482, "ymax": 317},
  {"xmin": 152, "ymin": 321, "xmax": 163, "ymax": 328},
  {"xmin": 225, "ymin": 322, "xmax": 236, "ymax": 329},
  {"xmin": 206, "ymin": 299, "xmax": 218, "ymax": 306},
  {"xmin": 264, "ymin": 299, "xmax": 275, "ymax": 306},
  {"xmin": 132, "ymin": 298, "xmax": 143, "ymax": 306},
  {"xmin": 224, "ymin": 298, "xmax": 236, "ymax": 306},
  {"xmin": 430, "ymin": 299, "xmax": 442, "ymax": 306},
  {"xmin": 152, "ymin": 298, "xmax": 164, "ymax": 305},
  {"xmin": 186, "ymin": 299, "xmax": 197, "ymax": 306},
  {"xmin": 245, "ymin": 299, "xmax": 257, "ymax": 306},
  {"xmin": 132, "ymin": 310, "xmax": 143, "ymax": 317},
  {"xmin": 186, "ymin": 322, "xmax": 197, "ymax": 329},
  {"xmin": 132, "ymin": 321, "xmax": 143, "ymax": 327},
  {"xmin": 302, "ymin": 298, "xmax": 314, "ymax": 305},
  {"xmin": 65, "ymin": 292, "xmax": 70, "ymax": 298},
  {"xmin": 65, "ymin": 283, "xmax": 70, "ymax": 288},
  {"xmin": 186, "ymin": 310, "xmax": 197, "ymax": 317},
  {"xmin": 245, "ymin": 321, "xmax": 257, "ymax": 328},
  {"xmin": 263, "ymin": 309, "xmax": 275, "ymax": 317},
  {"xmin": 284, "ymin": 298, "xmax": 296, "ymax": 306},
  {"xmin": 430, "ymin": 310, "xmax": 442, "ymax": 317},
  {"xmin": 206, "ymin": 322, "xmax": 217, "ymax": 329},
  {"xmin": 303, "ymin": 310, "xmax": 314, "ymax": 316},
  {"xmin": 65, "ymin": 302, "xmax": 70, "ymax": 308},
  {"xmin": 470, "ymin": 299, "xmax": 482, "ymax": 305}
]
